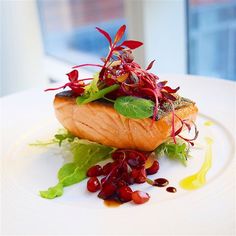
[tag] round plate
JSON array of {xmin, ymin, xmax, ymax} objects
[{"xmin": 1, "ymin": 75, "xmax": 235, "ymax": 235}]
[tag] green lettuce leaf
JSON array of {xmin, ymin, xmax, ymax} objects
[
  {"xmin": 40, "ymin": 183, "xmax": 63, "ymax": 199},
  {"xmin": 40, "ymin": 138, "xmax": 114, "ymax": 199},
  {"xmin": 155, "ymin": 140, "xmax": 190, "ymax": 166}
]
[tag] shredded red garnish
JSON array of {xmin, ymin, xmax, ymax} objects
[{"xmin": 45, "ymin": 25, "xmax": 198, "ymax": 145}]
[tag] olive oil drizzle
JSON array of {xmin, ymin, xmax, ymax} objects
[{"xmin": 179, "ymin": 137, "xmax": 213, "ymax": 190}]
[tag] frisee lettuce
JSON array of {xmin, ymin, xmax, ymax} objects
[
  {"xmin": 38, "ymin": 131, "xmax": 114, "ymax": 199},
  {"xmin": 30, "ymin": 129, "xmax": 75, "ymax": 147},
  {"xmin": 155, "ymin": 140, "xmax": 190, "ymax": 166}
]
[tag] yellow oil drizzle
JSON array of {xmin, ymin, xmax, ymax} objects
[
  {"xmin": 179, "ymin": 137, "xmax": 213, "ymax": 190},
  {"xmin": 204, "ymin": 120, "xmax": 214, "ymax": 126}
]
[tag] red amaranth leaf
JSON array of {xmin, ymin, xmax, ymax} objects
[
  {"xmin": 121, "ymin": 40, "xmax": 143, "ymax": 49},
  {"xmin": 114, "ymin": 25, "xmax": 126, "ymax": 44},
  {"xmin": 161, "ymin": 91, "xmax": 176, "ymax": 101},
  {"xmin": 67, "ymin": 70, "xmax": 78, "ymax": 82},
  {"xmin": 157, "ymin": 81, "xmax": 168, "ymax": 88},
  {"xmin": 146, "ymin": 60, "xmax": 155, "ymax": 70},
  {"xmin": 163, "ymin": 86, "xmax": 180, "ymax": 93},
  {"xmin": 113, "ymin": 46, "xmax": 125, "ymax": 51},
  {"xmin": 96, "ymin": 27, "xmax": 112, "ymax": 46}
]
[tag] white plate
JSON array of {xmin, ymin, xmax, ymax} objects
[{"xmin": 1, "ymin": 75, "xmax": 236, "ymax": 235}]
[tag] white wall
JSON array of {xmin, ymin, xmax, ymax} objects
[
  {"xmin": 142, "ymin": 0, "xmax": 187, "ymax": 74},
  {"xmin": 0, "ymin": 0, "xmax": 45, "ymax": 96}
]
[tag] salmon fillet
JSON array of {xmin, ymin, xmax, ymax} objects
[{"xmin": 54, "ymin": 91, "xmax": 198, "ymax": 151}]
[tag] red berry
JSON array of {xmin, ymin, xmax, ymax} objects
[
  {"xmin": 117, "ymin": 186, "xmax": 132, "ymax": 202},
  {"xmin": 87, "ymin": 165, "xmax": 103, "ymax": 177},
  {"xmin": 98, "ymin": 182, "xmax": 116, "ymax": 199},
  {"xmin": 87, "ymin": 177, "xmax": 101, "ymax": 192},
  {"xmin": 128, "ymin": 152, "xmax": 138, "ymax": 159},
  {"xmin": 112, "ymin": 151, "xmax": 124, "ymax": 161},
  {"xmin": 132, "ymin": 191, "xmax": 150, "ymax": 204},
  {"xmin": 117, "ymin": 180, "xmax": 127, "ymax": 187},
  {"xmin": 120, "ymin": 172, "xmax": 134, "ymax": 185},
  {"xmin": 101, "ymin": 177, "xmax": 107, "ymax": 186},
  {"xmin": 102, "ymin": 162, "xmax": 114, "ymax": 175},
  {"xmin": 131, "ymin": 168, "xmax": 146, "ymax": 183},
  {"xmin": 127, "ymin": 153, "xmax": 146, "ymax": 168},
  {"xmin": 146, "ymin": 160, "xmax": 159, "ymax": 175}
]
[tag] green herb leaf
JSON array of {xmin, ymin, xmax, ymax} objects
[
  {"xmin": 85, "ymin": 73, "xmax": 99, "ymax": 94},
  {"xmin": 114, "ymin": 96, "xmax": 154, "ymax": 119},
  {"xmin": 54, "ymin": 131, "xmax": 75, "ymax": 146},
  {"xmin": 76, "ymin": 84, "xmax": 119, "ymax": 105},
  {"xmin": 155, "ymin": 140, "xmax": 190, "ymax": 166},
  {"xmin": 40, "ymin": 183, "xmax": 63, "ymax": 199},
  {"xmin": 30, "ymin": 129, "xmax": 75, "ymax": 147},
  {"xmin": 39, "ymin": 138, "xmax": 114, "ymax": 199}
]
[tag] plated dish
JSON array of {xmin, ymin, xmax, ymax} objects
[
  {"xmin": 38, "ymin": 25, "xmax": 202, "ymax": 205},
  {"xmin": 2, "ymin": 74, "xmax": 235, "ymax": 235}
]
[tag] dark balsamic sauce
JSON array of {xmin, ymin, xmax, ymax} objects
[
  {"xmin": 153, "ymin": 178, "xmax": 169, "ymax": 187},
  {"xmin": 166, "ymin": 187, "xmax": 177, "ymax": 193}
]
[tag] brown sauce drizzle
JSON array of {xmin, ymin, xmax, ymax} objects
[
  {"xmin": 153, "ymin": 178, "xmax": 169, "ymax": 187},
  {"xmin": 166, "ymin": 187, "xmax": 177, "ymax": 193},
  {"xmin": 104, "ymin": 199, "xmax": 122, "ymax": 207}
]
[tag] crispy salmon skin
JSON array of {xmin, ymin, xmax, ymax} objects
[{"xmin": 54, "ymin": 91, "xmax": 198, "ymax": 151}]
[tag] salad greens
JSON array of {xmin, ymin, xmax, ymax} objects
[
  {"xmin": 39, "ymin": 136, "xmax": 114, "ymax": 199},
  {"xmin": 114, "ymin": 96, "xmax": 155, "ymax": 119},
  {"xmin": 155, "ymin": 140, "xmax": 190, "ymax": 166}
]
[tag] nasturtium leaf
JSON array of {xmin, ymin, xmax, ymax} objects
[
  {"xmin": 76, "ymin": 84, "xmax": 119, "ymax": 105},
  {"xmin": 114, "ymin": 96, "xmax": 154, "ymax": 119}
]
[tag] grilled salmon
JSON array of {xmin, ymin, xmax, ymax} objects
[{"xmin": 54, "ymin": 91, "xmax": 198, "ymax": 151}]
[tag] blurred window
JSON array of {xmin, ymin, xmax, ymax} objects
[
  {"xmin": 37, "ymin": 0, "xmax": 126, "ymax": 65},
  {"xmin": 187, "ymin": 0, "xmax": 236, "ymax": 81}
]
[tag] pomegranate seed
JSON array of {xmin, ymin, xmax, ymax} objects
[
  {"xmin": 87, "ymin": 177, "xmax": 101, "ymax": 192},
  {"xmin": 132, "ymin": 191, "xmax": 150, "ymax": 204},
  {"xmin": 112, "ymin": 151, "xmax": 124, "ymax": 161},
  {"xmin": 130, "ymin": 168, "xmax": 139, "ymax": 179},
  {"xmin": 128, "ymin": 152, "xmax": 138, "ymax": 159},
  {"xmin": 131, "ymin": 168, "xmax": 146, "ymax": 183},
  {"xmin": 87, "ymin": 165, "xmax": 103, "ymax": 177},
  {"xmin": 101, "ymin": 177, "xmax": 107, "ymax": 186},
  {"xmin": 102, "ymin": 162, "xmax": 113, "ymax": 175},
  {"xmin": 117, "ymin": 186, "xmax": 132, "ymax": 202},
  {"xmin": 146, "ymin": 160, "xmax": 159, "ymax": 175},
  {"xmin": 117, "ymin": 180, "xmax": 127, "ymax": 187},
  {"xmin": 127, "ymin": 154, "xmax": 146, "ymax": 168},
  {"xmin": 98, "ymin": 182, "xmax": 116, "ymax": 199}
]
